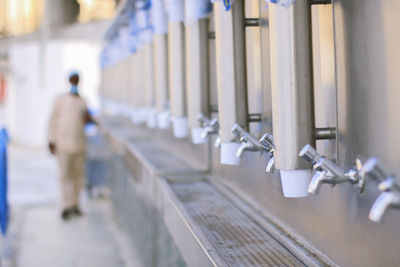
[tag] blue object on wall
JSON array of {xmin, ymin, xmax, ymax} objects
[
  {"xmin": 223, "ymin": 0, "xmax": 231, "ymax": 11},
  {"xmin": 0, "ymin": 128, "xmax": 9, "ymax": 235}
]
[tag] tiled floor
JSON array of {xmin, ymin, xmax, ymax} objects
[{"xmin": 3, "ymin": 144, "xmax": 143, "ymax": 267}]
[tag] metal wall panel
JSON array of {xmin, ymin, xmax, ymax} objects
[
  {"xmin": 101, "ymin": 1, "xmax": 400, "ymax": 265},
  {"xmin": 212, "ymin": 1, "xmax": 400, "ymax": 266}
]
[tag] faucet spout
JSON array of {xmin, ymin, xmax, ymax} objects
[
  {"xmin": 231, "ymin": 123, "xmax": 264, "ymax": 155},
  {"xmin": 308, "ymin": 170, "xmax": 330, "ymax": 194},
  {"xmin": 369, "ymin": 192, "xmax": 400, "ymax": 222},
  {"xmin": 236, "ymin": 142, "xmax": 249, "ymax": 158},
  {"xmin": 300, "ymin": 144, "xmax": 361, "ymax": 194},
  {"xmin": 199, "ymin": 116, "xmax": 220, "ymax": 140},
  {"xmin": 214, "ymin": 136, "xmax": 221, "ymax": 148},
  {"xmin": 201, "ymin": 126, "xmax": 213, "ymax": 139}
]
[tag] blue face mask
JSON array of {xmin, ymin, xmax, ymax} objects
[{"xmin": 70, "ymin": 85, "xmax": 79, "ymax": 95}]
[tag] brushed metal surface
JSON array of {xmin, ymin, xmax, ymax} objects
[
  {"xmin": 171, "ymin": 180, "xmax": 306, "ymax": 266},
  {"xmin": 245, "ymin": 0, "xmax": 263, "ymax": 135},
  {"xmin": 213, "ymin": 0, "xmax": 248, "ymax": 142},
  {"xmin": 185, "ymin": 19, "xmax": 210, "ymax": 128},
  {"xmin": 153, "ymin": 34, "xmax": 169, "ymax": 113},
  {"xmin": 213, "ymin": 2, "xmax": 400, "ymax": 266},
  {"xmin": 143, "ymin": 42, "xmax": 155, "ymax": 108},
  {"xmin": 101, "ymin": 1, "xmax": 400, "ymax": 265},
  {"xmin": 311, "ymin": 5, "xmax": 337, "ymax": 160},
  {"xmin": 269, "ymin": 0, "xmax": 315, "ymax": 170},
  {"xmin": 168, "ymin": 22, "xmax": 187, "ymax": 117}
]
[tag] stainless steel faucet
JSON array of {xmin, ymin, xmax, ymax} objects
[
  {"xmin": 299, "ymin": 144, "xmax": 363, "ymax": 194},
  {"xmin": 360, "ymin": 158, "xmax": 400, "ymax": 222},
  {"xmin": 201, "ymin": 118, "xmax": 220, "ymax": 139},
  {"xmin": 259, "ymin": 133, "xmax": 275, "ymax": 172},
  {"xmin": 231, "ymin": 124, "xmax": 265, "ymax": 157},
  {"xmin": 197, "ymin": 113, "xmax": 220, "ymax": 146},
  {"xmin": 231, "ymin": 124, "xmax": 275, "ymax": 172}
]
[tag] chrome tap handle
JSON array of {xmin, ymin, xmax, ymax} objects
[
  {"xmin": 299, "ymin": 144, "xmax": 345, "ymax": 178},
  {"xmin": 360, "ymin": 158, "xmax": 390, "ymax": 183},
  {"xmin": 197, "ymin": 113, "xmax": 210, "ymax": 126},
  {"xmin": 259, "ymin": 133, "xmax": 275, "ymax": 153},
  {"xmin": 299, "ymin": 144, "xmax": 322, "ymax": 166},
  {"xmin": 361, "ymin": 158, "xmax": 400, "ymax": 192},
  {"xmin": 354, "ymin": 159, "xmax": 367, "ymax": 193},
  {"xmin": 199, "ymin": 116, "xmax": 220, "ymax": 139},
  {"xmin": 231, "ymin": 124, "xmax": 247, "ymax": 138},
  {"xmin": 379, "ymin": 177, "xmax": 396, "ymax": 191},
  {"xmin": 258, "ymin": 133, "xmax": 275, "ymax": 173},
  {"xmin": 231, "ymin": 124, "xmax": 262, "ymax": 147},
  {"xmin": 209, "ymin": 118, "xmax": 220, "ymax": 131}
]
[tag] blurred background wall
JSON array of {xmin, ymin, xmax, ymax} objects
[{"xmin": 0, "ymin": 0, "xmax": 118, "ymax": 147}]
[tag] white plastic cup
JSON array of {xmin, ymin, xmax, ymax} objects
[
  {"xmin": 280, "ymin": 169, "xmax": 311, "ymax": 198},
  {"xmin": 123, "ymin": 105, "xmax": 131, "ymax": 117},
  {"xmin": 139, "ymin": 108, "xmax": 148, "ymax": 123},
  {"xmin": 220, "ymin": 142, "xmax": 241, "ymax": 166},
  {"xmin": 131, "ymin": 109, "xmax": 140, "ymax": 124},
  {"xmin": 157, "ymin": 112, "xmax": 170, "ymax": 129},
  {"xmin": 147, "ymin": 110, "xmax": 158, "ymax": 129},
  {"xmin": 191, "ymin": 127, "xmax": 207, "ymax": 144},
  {"xmin": 173, "ymin": 117, "xmax": 189, "ymax": 138}
]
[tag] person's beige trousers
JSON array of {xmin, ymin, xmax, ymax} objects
[{"xmin": 57, "ymin": 151, "xmax": 85, "ymax": 209}]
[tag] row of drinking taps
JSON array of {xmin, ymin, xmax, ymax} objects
[
  {"xmin": 197, "ymin": 113, "xmax": 400, "ymax": 223},
  {"xmin": 198, "ymin": 114, "xmax": 275, "ymax": 171}
]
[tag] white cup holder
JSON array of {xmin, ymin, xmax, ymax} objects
[
  {"xmin": 280, "ymin": 169, "xmax": 311, "ymax": 198},
  {"xmin": 220, "ymin": 142, "xmax": 241, "ymax": 166}
]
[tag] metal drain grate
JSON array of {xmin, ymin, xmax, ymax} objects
[{"xmin": 171, "ymin": 181, "xmax": 306, "ymax": 267}]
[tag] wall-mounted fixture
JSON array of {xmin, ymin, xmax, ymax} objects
[
  {"xmin": 184, "ymin": 0, "xmax": 212, "ymax": 144},
  {"xmin": 144, "ymin": 42, "xmax": 157, "ymax": 128},
  {"xmin": 130, "ymin": 50, "xmax": 147, "ymax": 124},
  {"xmin": 152, "ymin": 0, "xmax": 170, "ymax": 129},
  {"xmin": 213, "ymin": 0, "xmax": 248, "ymax": 165},
  {"xmin": 135, "ymin": 1, "xmax": 156, "ymax": 128},
  {"xmin": 259, "ymin": 133, "xmax": 275, "ymax": 173},
  {"xmin": 269, "ymin": 0, "xmax": 314, "ymax": 197},
  {"xmin": 299, "ymin": 144, "xmax": 364, "ymax": 194},
  {"xmin": 196, "ymin": 113, "xmax": 220, "ymax": 145},
  {"xmin": 360, "ymin": 158, "xmax": 400, "ymax": 222},
  {"xmin": 166, "ymin": 0, "xmax": 188, "ymax": 138},
  {"xmin": 230, "ymin": 124, "xmax": 275, "ymax": 170},
  {"xmin": 231, "ymin": 124, "xmax": 263, "ymax": 157}
]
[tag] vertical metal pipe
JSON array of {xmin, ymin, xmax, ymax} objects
[
  {"xmin": 143, "ymin": 42, "xmax": 157, "ymax": 128},
  {"xmin": 151, "ymin": 0, "xmax": 170, "ymax": 129},
  {"xmin": 185, "ymin": 18, "xmax": 210, "ymax": 143},
  {"xmin": 153, "ymin": 34, "xmax": 169, "ymax": 114},
  {"xmin": 269, "ymin": 0, "xmax": 314, "ymax": 197},
  {"xmin": 168, "ymin": 21, "xmax": 188, "ymax": 137},
  {"xmin": 138, "ymin": 49, "xmax": 147, "ymax": 122},
  {"xmin": 213, "ymin": 1, "xmax": 248, "ymax": 164},
  {"xmin": 122, "ymin": 57, "xmax": 130, "ymax": 111},
  {"xmin": 127, "ymin": 55, "xmax": 136, "ymax": 113}
]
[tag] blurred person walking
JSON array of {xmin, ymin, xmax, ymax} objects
[{"xmin": 48, "ymin": 71, "xmax": 95, "ymax": 220}]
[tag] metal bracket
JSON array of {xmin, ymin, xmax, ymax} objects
[
  {"xmin": 248, "ymin": 113, "xmax": 262, "ymax": 123},
  {"xmin": 244, "ymin": 18, "xmax": 260, "ymax": 27},
  {"xmin": 310, "ymin": 0, "xmax": 331, "ymax": 5},
  {"xmin": 314, "ymin": 127, "xmax": 336, "ymax": 140},
  {"xmin": 208, "ymin": 32, "xmax": 216, "ymax": 40},
  {"xmin": 209, "ymin": 105, "xmax": 218, "ymax": 113}
]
